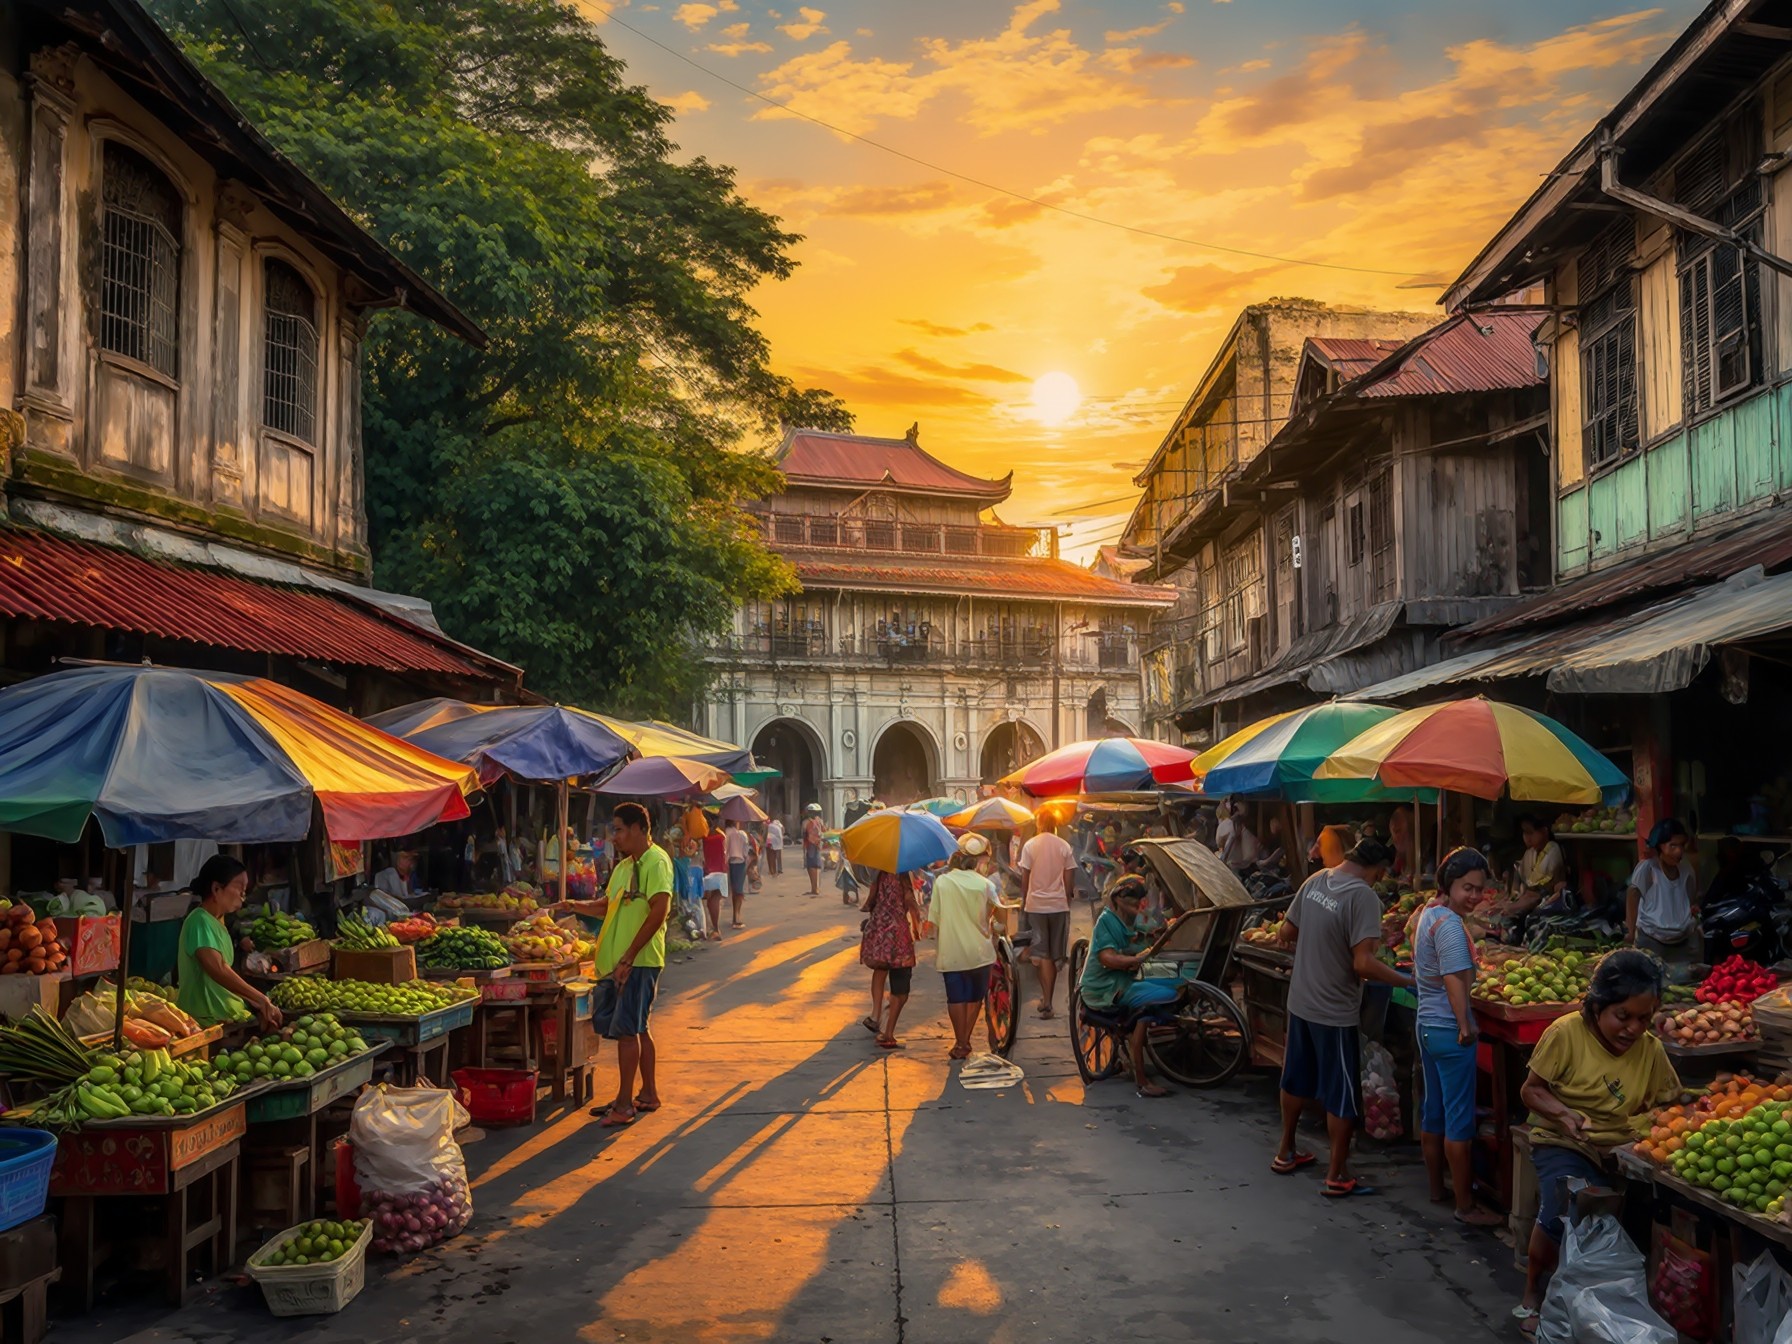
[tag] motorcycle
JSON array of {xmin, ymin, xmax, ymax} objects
[{"xmin": 1700, "ymin": 856, "xmax": 1786, "ymax": 965}]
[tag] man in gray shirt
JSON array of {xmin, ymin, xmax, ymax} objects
[{"xmin": 1273, "ymin": 839, "xmax": 1411, "ymax": 1196}]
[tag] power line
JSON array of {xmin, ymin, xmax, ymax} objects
[{"xmin": 587, "ymin": 3, "xmax": 1427, "ymax": 280}]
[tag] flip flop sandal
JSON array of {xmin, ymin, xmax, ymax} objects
[
  {"xmin": 861, "ymin": 1016, "xmax": 880, "ymax": 1034},
  {"xmin": 1135, "ymin": 1086, "xmax": 1173, "ymax": 1098},
  {"xmin": 1271, "ymin": 1152, "xmax": 1317, "ymax": 1174},
  {"xmin": 633, "ymin": 1097, "xmax": 662, "ymax": 1113},
  {"xmin": 876, "ymin": 1038, "xmax": 905, "ymax": 1050},
  {"xmin": 598, "ymin": 1109, "xmax": 638, "ymax": 1129},
  {"xmin": 589, "ymin": 1100, "xmax": 621, "ymax": 1117},
  {"xmin": 1320, "ymin": 1179, "xmax": 1377, "ymax": 1198}
]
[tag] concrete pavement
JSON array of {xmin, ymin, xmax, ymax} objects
[{"xmin": 60, "ymin": 865, "xmax": 1522, "ymax": 1343}]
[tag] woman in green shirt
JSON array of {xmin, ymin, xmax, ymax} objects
[{"xmin": 176, "ymin": 856, "xmax": 282, "ymax": 1030}]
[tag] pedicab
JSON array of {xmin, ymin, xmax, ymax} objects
[{"xmin": 1066, "ymin": 837, "xmax": 1272, "ymax": 1088}]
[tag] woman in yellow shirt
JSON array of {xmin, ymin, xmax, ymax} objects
[{"xmin": 1514, "ymin": 949, "xmax": 1679, "ymax": 1333}]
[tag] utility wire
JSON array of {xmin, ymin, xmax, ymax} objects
[{"xmin": 587, "ymin": 2, "xmax": 1429, "ymax": 281}]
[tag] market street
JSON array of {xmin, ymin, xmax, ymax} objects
[{"xmin": 62, "ymin": 864, "xmax": 1519, "ymax": 1344}]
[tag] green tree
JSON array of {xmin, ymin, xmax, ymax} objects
[{"xmin": 149, "ymin": 0, "xmax": 848, "ymax": 715}]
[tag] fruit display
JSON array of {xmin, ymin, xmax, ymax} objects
[
  {"xmin": 1556, "ymin": 804, "xmax": 1634, "ymax": 834},
  {"xmin": 270, "ymin": 978, "xmax": 466, "ymax": 1018},
  {"xmin": 503, "ymin": 914, "xmax": 592, "ymax": 966},
  {"xmin": 62, "ymin": 984, "xmax": 203, "ymax": 1047},
  {"xmin": 1657, "ymin": 1001, "xmax": 1754, "ymax": 1047},
  {"xmin": 1662, "ymin": 1099, "xmax": 1792, "ymax": 1216},
  {"xmin": 1697, "ymin": 955, "xmax": 1778, "ymax": 1004},
  {"xmin": 387, "ymin": 912, "xmax": 444, "ymax": 945},
  {"xmin": 1650, "ymin": 1234, "xmax": 1716, "ymax": 1339},
  {"xmin": 398, "ymin": 979, "xmax": 479, "ymax": 1007},
  {"xmin": 417, "ymin": 926, "xmax": 511, "ymax": 971},
  {"xmin": 0, "ymin": 904, "xmax": 67, "ymax": 976},
  {"xmin": 250, "ymin": 907, "xmax": 317, "ymax": 951},
  {"xmin": 259, "ymin": 1218, "xmax": 368, "ymax": 1267},
  {"xmin": 1241, "ymin": 918, "xmax": 1285, "ymax": 947},
  {"xmin": 439, "ymin": 883, "xmax": 542, "ymax": 915},
  {"xmin": 1636, "ymin": 1076, "xmax": 1792, "ymax": 1162},
  {"xmin": 1380, "ymin": 891, "xmax": 1426, "ymax": 952},
  {"xmin": 1471, "ymin": 948, "xmax": 1594, "ymax": 1006},
  {"xmin": 336, "ymin": 912, "xmax": 401, "ymax": 950},
  {"xmin": 367, "ymin": 1175, "xmax": 472, "ymax": 1254},
  {"xmin": 17, "ymin": 1027, "xmax": 244, "ymax": 1128},
  {"xmin": 212, "ymin": 1013, "xmax": 370, "ymax": 1084},
  {"xmin": 1664, "ymin": 982, "xmax": 1699, "ymax": 1005}
]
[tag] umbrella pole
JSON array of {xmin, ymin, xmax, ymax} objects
[
  {"xmin": 113, "ymin": 860, "xmax": 134, "ymax": 1053},
  {"xmin": 557, "ymin": 779, "xmax": 571, "ymax": 901}
]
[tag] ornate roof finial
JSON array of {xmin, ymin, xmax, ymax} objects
[{"xmin": 905, "ymin": 421, "xmax": 920, "ymax": 446}]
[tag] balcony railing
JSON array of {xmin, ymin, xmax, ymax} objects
[
  {"xmin": 752, "ymin": 511, "xmax": 1051, "ymax": 559},
  {"xmin": 706, "ymin": 630, "xmax": 1139, "ymax": 673}
]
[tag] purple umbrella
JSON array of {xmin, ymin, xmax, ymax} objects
[{"xmin": 596, "ymin": 755, "xmax": 732, "ymax": 799}]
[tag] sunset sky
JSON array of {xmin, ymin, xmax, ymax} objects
[{"xmin": 581, "ymin": 0, "xmax": 1704, "ymax": 559}]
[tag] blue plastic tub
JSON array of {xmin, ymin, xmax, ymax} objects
[{"xmin": 0, "ymin": 1129, "xmax": 57, "ymax": 1232}]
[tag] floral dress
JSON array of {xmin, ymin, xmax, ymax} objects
[{"xmin": 859, "ymin": 872, "xmax": 917, "ymax": 970}]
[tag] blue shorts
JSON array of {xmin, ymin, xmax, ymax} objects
[
  {"xmin": 728, "ymin": 861, "xmax": 747, "ymax": 897},
  {"xmin": 592, "ymin": 966, "xmax": 660, "ymax": 1039},
  {"xmin": 1280, "ymin": 1013, "xmax": 1362, "ymax": 1121},
  {"xmin": 943, "ymin": 967, "xmax": 991, "ymax": 1004},
  {"xmin": 1418, "ymin": 1023, "xmax": 1478, "ymax": 1142},
  {"xmin": 804, "ymin": 845, "xmax": 822, "ymax": 870},
  {"xmin": 1533, "ymin": 1143, "xmax": 1606, "ymax": 1242}
]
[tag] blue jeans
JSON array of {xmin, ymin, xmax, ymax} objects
[{"xmin": 1418, "ymin": 1023, "xmax": 1477, "ymax": 1142}]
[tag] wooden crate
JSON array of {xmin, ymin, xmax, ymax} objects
[
  {"xmin": 271, "ymin": 940, "xmax": 331, "ymax": 974},
  {"xmin": 330, "ymin": 947, "xmax": 417, "ymax": 985}
]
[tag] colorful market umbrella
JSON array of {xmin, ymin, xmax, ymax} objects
[
  {"xmin": 596, "ymin": 755, "xmax": 733, "ymax": 799},
  {"xmin": 840, "ymin": 808, "xmax": 957, "ymax": 872},
  {"xmin": 1002, "ymin": 737, "xmax": 1198, "ymax": 797},
  {"xmin": 942, "ymin": 797, "xmax": 1036, "ymax": 832},
  {"xmin": 1314, "ymin": 697, "xmax": 1630, "ymax": 805},
  {"xmin": 716, "ymin": 793, "xmax": 769, "ymax": 824},
  {"xmin": 0, "ymin": 665, "xmax": 477, "ymax": 846},
  {"xmin": 580, "ymin": 713, "xmax": 757, "ymax": 775},
  {"xmin": 905, "ymin": 797, "xmax": 962, "ymax": 817},
  {"xmin": 391, "ymin": 705, "xmax": 630, "ymax": 786},
  {"xmin": 1193, "ymin": 702, "xmax": 1434, "ymax": 803},
  {"xmin": 363, "ymin": 697, "xmax": 493, "ymax": 739}
]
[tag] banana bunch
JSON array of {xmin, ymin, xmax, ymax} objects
[{"xmin": 336, "ymin": 912, "xmax": 399, "ymax": 950}]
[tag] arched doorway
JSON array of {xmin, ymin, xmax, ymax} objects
[
  {"xmin": 872, "ymin": 722, "xmax": 935, "ymax": 806},
  {"xmin": 750, "ymin": 718, "xmax": 825, "ymax": 830},
  {"xmin": 980, "ymin": 720, "xmax": 1045, "ymax": 786}
]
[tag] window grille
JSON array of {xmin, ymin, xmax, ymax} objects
[
  {"xmin": 263, "ymin": 260, "xmax": 318, "ymax": 441},
  {"xmin": 1679, "ymin": 180, "xmax": 1765, "ymax": 417},
  {"xmin": 1368, "ymin": 470, "xmax": 1396, "ymax": 602},
  {"xmin": 100, "ymin": 143, "xmax": 181, "ymax": 378},
  {"xmin": 1579, "ymin": 219, "xmax": 1639, "ymax": 468}
]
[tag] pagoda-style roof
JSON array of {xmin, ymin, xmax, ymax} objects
[{"xmin": 777, "ymin": 427, "xmax": 1013, "ymax": 503}]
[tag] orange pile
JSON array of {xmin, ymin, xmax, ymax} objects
[{"xmin": 1636, "ymin": 1074, "xmax": 1792, "ymax": 1164}]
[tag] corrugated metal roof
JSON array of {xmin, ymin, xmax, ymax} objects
[
  {"xmin": 1459, "ymin": 510, "xmax": 1792, "ymax": 638},
  {"xmin": 1184, "ymin": 601, "xmax": 1406, "ymax": 710},
  {"xmin": 788, "ymin": 551, "xmax": 1174, "ymax": 606},
  {"xmin": 779, "ymin": 430, "xmax": 1013, "ymax": 500},
  {"xmin": 0, "ymin": 527, "xmax": 501, "ymax": 679},
  {"xmin": 1307, "ymin": 337, "xmax": 1406, "ymax": 380},
  {"xmin": 1354, "ymin": 310, "xmax": 1546, "ymax": 399}
]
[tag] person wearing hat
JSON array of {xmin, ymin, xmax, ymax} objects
[
  {"xmin": 802, "ymin": 803, "xmax": 825, "ymax": 895},
  {"xmin": 1078, "ymin": 875, "xmax": 1178, "ymax": 1097},
  {"xmin": 932, "ymin": 834, "xmax": 1002, "ymax": 1060}
]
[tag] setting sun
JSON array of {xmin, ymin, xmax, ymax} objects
[{"xmin": 1031, "ymin": 371, "xmax": 1081, "ymax": 426}]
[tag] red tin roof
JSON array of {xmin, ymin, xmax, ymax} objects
[
  {"xmin": 1306, "ymin": 337, "xmax": 1407, "ymax": 380},
  {"xmin": 1354, "ymin": 309, "xmax": 1546, "ymax": 399},
  {"xmin": 779, "ymin": 429, "xmax": 1013, "ymax": 501},
  {"xmin": 788, "ymin": 550, "xmax": 1175, "ymax": 606},
  {"xmin": 0, "ymin": 527, "xmax": 510, "ymax": 680}
]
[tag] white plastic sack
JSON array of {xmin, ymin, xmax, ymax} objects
[
  {"xmin": 1537, "ymin": 1209, "xmax": 1673, "ymax": 1344},
  {"xmin": 1773, "ymin": 1301, "xmax": 1792, "ymax": 1344},
  {"xmin": 1360, "ymin": 1038, "xmax": 1402, "ymax": 1140},
  {"xmin": 349, "ymin": 1084, "xmax": 473, "ymax": 1254},
  {"xmin": 1736, "ymin": 1252, "xmax": 1792, "ymax": 1344}
]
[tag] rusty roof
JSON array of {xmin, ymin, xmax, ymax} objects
[
  {"xmin": 779, "ymin": 429, "xmax": 1013, "ymax": 501},
  {"xmin": 1457, "ymin": 510, "xmax": 1792, "ymax": 639},
  {"xmin": 786, "ymin": 550, "xmax": 1174, "ymax": 606},
  {"xmin": 1306, "ymin": 337, "xmax": 1407, "ymax": 380},
  {"xmin": 1353, "ymin": 309, "xmax": 1546, "ymax": 398},
  {"xmin": 0, "ymin": 527, "xmax": 512, "ymax": 680}
]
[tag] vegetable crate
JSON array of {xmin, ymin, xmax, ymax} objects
[
  {"xmin": 330, "ymin": 947, "xmax": 417, "ymax": 985},
  {"xmin": 272, "ymin": 940, "xmax": 331, "ymax": 974},
  {"xmin": 343, "ymin": 1000, "xmax": 476, "ymax": 1048},
  {"xmin": 481, "ymin": 978, "xmax": 530, "ymax": 1004},
  {"xmin": 451, "ymin": 1067, "xmax": 538, "ymax": 1126},
  {"xmin": 0, "ymin": 1131, "xmax": 55, "ymax": 1233},
  {"xmin": 246, "ymin": 1044, "xmax": 388, "ymax": 1125},
  {"xmin": 246, "ymin": 1218, "xmax": 372, "ymax": 1316}
]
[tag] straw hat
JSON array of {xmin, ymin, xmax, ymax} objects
[{"xmin": 957, "ymin": 833, "xmax": 989, "ymax": 857}]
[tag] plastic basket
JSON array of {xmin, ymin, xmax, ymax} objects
[
  {"xmin": 246, "ymin": 1217, "xmax": 372, "ymax": 1316},
  {"xmin": 451, "ymin": 1067, "xmax": 538, "ymax": 1126},
  {"xmin": 0, "ymin": 1130, "xmax": 56, "ymax": 1233}
]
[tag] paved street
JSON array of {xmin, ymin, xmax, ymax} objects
[{"xmin": 68, "ymin": 866, "xmax": 1521, "ymax": 1344}]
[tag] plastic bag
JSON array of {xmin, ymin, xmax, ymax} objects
[
  {"xmin": 1650, "ymin": 1230, "xmax": 1716, "ymax": 1340},
  {"xmin": 1537, "ymin": 1205, "xmax": 1673, "ymax": 1344},
  {"xmin": 1360, "ymin": 1039, "xmax": 1402, "ymax": 1140},
  {"xmin": 349, "ymin": 1083, "xmax": 473, "ymax": 1254},
  {"xmin": 1735, "ymin": 1251, "xmax": 1792, "ymax": 1344}
]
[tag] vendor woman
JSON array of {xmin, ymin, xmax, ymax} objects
[
  {"xmin": 1514, "ymin": 949, "xmax": 1679, "ymax": 1334},
  {"xmin": 177, "ymin": 855, "xmax": 283, "ymax": 1030}
]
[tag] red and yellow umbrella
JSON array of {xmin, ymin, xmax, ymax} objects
[{"xmin": 1002, "ymin": 737, "xmax": 1197, "ymax": 797}]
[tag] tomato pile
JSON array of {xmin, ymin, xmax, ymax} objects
[{"xmin": 1697, "ymin": 954, "xmax": 1777, "ymax": 1004}]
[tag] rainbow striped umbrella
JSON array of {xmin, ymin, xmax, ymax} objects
[
  {"xmin": 1002, "ymin": 737, "xmax": 1197, "ymax": 797},
  {"xmin": 840, "ymin": 808, "xmax": 957, "ymax": 872},
  {"xmin": 942, "ymin": 797, "xmax": 1036, "ymax": 832},
  {"xmin": 1193, "ymin": 703, "xmax": 1433, "ymax": 803},
  {"xmin": 1314, "ymin": 697, "xmax": 1629, "ymax": 805}
]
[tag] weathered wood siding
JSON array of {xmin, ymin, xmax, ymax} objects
[
  {"xmin": 1637, "ymin": 225, "xmax": 1683, "ymax": 441},
  {"xmin": 1400, "ymin": 440, "xmax": 1520, "ymax": 600},
  {"xmin": 1552, "ymin": 258, "xmax": 1585, "ymax": 493}
]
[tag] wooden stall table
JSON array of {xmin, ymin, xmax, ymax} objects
[
  {"xmin": 472, "ymin": 977, "xmax": 536, "ymax": 1069},
  {"xmin": 341, "ymin": 1001, "xmax": 475, "ymax": 1087},
  {"xmin": 241, "ymin": 1041, "xmax": 389, "ymax": 1229},
  {"xmin": 529, "ymin": 979, "xmax": 596, "ymax": 1106},
  {"xmin": 0, "ymin": 1216, "xmax": 59, "ymax": 1344},
  {"xmin": 1663, "ymin": 1037, "xmax": 1760, "ymax": 1087},
  {"xmin": 1234, "ymin": 944, "xmax": 1292, "ymax": 1070},
  {"xmin": 48, "ymin": 1099, "xmax": 247, "ymax": 1310},
  {"xmin": 1475, "ymin": 999, "xmax": 1577, "ymax": 1211}
]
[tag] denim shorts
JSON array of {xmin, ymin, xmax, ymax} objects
[
  {"xmin": 592, "ymin": 966, "xmax": 660, "ymax": 1039},
  {"xmin": 943, "ymin": 966, "xmax": 991, "ymax": 1004},
  {"xmin": 1533, "ymin": 1143, "xmax": 1607, "ymax": 1242},
  {"xmin": 1418, "ymin": 1023, "xmax": 1478, "ymax": 1142}
]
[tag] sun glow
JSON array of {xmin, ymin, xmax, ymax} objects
[{"xmin": 1030, "ymin": 371, "xmax": 1081, "ymax": 426}]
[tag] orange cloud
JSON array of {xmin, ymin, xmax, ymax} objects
[
  {"xmin": 900, "ymin": 319, "xmax": 995, "ymax": 337},
  {"xmin": 710, "ymin": 38, "xmax": 773, "ymax": 56},
  {"xmin": 663, "ymin": 90, "xmax": 712, "ymax": 114},
  {"xmin": 674, "ymin": 0, "xmax": 736, "ymax": 31},
  {"xmin": 792, "ymin": 364, "xmax": 1000, "ymax": 409},
  {"xmin": 1142, "ymin": 263, "xmax": 1284, "ymax": 313},
  {"xmin": 825, "ymin": 181, "xmax": 958, "ymax": 216},
  {"xmin": 781, "ymin": 7, "xmax": 828, "ymax": 40},
  {"xmin": 893, "ymin": 348, "xmax": 1029, "ymax": 383},
  {"xmin": 1107, "ymin": 19, "xmax": 1172, "ymax": 42}
]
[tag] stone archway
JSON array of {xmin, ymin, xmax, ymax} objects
[
  {"xmin": 979, "ymin": 720, "xmax": 1046, "ymax": 786},
  {"xmin": 749, "ymin": 717, "xmax": 826, "ymax": 831},
  {"xmin": 871, "ymin": 720, "xmax": 937, "ymax": 806}
]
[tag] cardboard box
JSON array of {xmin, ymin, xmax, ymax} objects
[
  {"xmin": 71, "ymin": 914, "xmax": 121, "ymax": 976},
  {"xmin": 0, "ymin": 971, "xmax": 67, "ymax": 1022},
  {"xmin": 330, "ymin": 946, "xmax": 417, "ymax": 985},
  {"xmin": 272, "ymin": 939, "xmax": 331, "ymax": 974},
  {"xmin": 134, "ymin": 892, "xmax": 193, "ymax": 923}
]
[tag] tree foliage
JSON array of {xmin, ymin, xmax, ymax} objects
[{"xmin": 149, "ymin": 0, "xmax": 849, "ymax": 714}]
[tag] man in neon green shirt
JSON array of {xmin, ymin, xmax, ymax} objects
[{"xmin": 565, "ymin": 802, "xmax": 671, "ymax": 1129}]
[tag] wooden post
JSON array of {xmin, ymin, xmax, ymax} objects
[
  {"xmin": 555, "ymin": 779, "xmax": 571, "ymax": 901},
  {"xmin": 113, "ymin": 863, "xmax": 134, "ymax": 1052}
]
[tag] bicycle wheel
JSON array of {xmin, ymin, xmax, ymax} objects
[
  {"xmin": 1145, "ymin": 980, "xmax": 1251, "ymax": 1088},
  {"xmin": 1068, "ymin": 940, "xmax": 1123, "ymax": 1083},
  {"xmin": 984, "ymin": 937, "xmax": 1019, "ymax": 1056}
]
